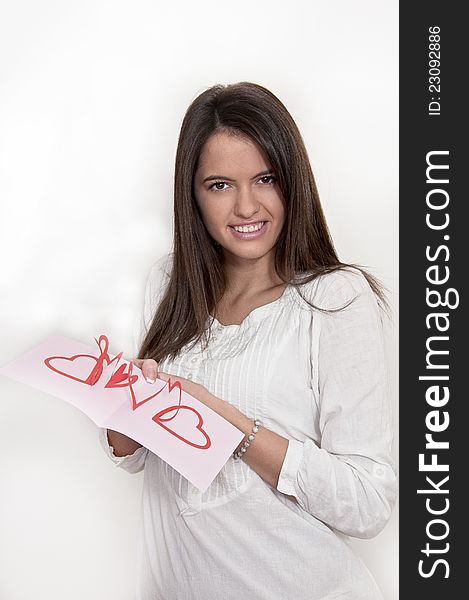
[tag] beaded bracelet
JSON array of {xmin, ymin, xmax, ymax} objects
[{"xmin": 233, "ymin": 419, "xmax": 262, "ymax": 460}]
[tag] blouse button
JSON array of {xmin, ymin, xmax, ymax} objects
[
  {"xmin": 191, "ymin": 357, "xmax": 198, "ymax": 363},
  {"xmin": 187, "ymin": 373, "xmax": 193, "ymax": 380}
]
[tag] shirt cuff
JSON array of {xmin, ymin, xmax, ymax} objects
[
  {"xmin": 98, "ymin": 427, "xmax": 147, "ymax": 467},
  {"xmin": 276, "ymin": 438, "xmax": 305, "ymax": 497}
]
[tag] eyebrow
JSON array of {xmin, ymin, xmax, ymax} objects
[{"xmin": 202, "ymin": 169, "xmax": 273, "ymax": 184}]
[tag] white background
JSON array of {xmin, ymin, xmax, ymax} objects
[{"xmin": 0, "ymin": 1, "xmax": 398, "ymax": 598}]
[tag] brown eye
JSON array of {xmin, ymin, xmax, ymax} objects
[
  {"xmin": 208, "ymin": 181, "xmax": 229, "ymax": 191},
  {"xmin": 260, "ymin": 175, "xmax": 276, "ymax": 184}
]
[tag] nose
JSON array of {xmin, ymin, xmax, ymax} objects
[{"xmin": 234, "ymin": 186, "xmax": 260, "ymax": 219}]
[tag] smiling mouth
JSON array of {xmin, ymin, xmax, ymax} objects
[
  {"xmin": 227, "ymin": 221, "xmax": 268, "ymax": 240},
  {"xmin": 230, "ymin": 221, "xmax": 265, "ymax": 233}
]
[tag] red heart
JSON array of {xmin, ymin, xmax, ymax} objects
[
  {"xmin": 44, "ymin": 354, "xmax": 99, "ymax": 385},
  {"xmin": 152, "ymin": 404, "xmax": 211, "ymax": 450},
  {"xmin": 105, "ymin": 363, "xmax": 139, "ymax": 388},
  {"xmin": 128, "ymin": 375, "xmax": 183, "ymax": 412}
]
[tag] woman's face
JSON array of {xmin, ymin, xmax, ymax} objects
[{"xmin": 193, "ymin": 131, "xmax": 285, "ymax": 264}]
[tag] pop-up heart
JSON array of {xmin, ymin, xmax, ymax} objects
[
  {"xmin": 105, "ymin": 363, "xmax": 139, "ymax": 388},
  {"xmin": 44, "ymin": 335, "xmax": 123, "ymax": 386},
  {"xmin": 152, "ymin": 405, "xmax": 212, "ymax": 450},
  {"xmin": 44, "ymin": 354, "xmax": 100, "ymax": 385}
]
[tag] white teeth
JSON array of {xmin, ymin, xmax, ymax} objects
[{"xmin": 233, "ymin": 222, "xmax": 264, "ymax": 233}]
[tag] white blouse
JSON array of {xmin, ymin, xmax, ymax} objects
[{"xmin": 99, "ymin": 253, "xmax": 398, "ymax": 600}]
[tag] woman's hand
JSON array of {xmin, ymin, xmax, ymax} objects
[
  {"xmin": 133, "ymin": 358, "xmax": 160, "ymax": 383},
  {"xmin": 132, "ymin": 358, "xmax": 221, "ymax": 414},
  {"xmin": 132, "ymin": 358, "xmax": 293, "ymax": 495}
]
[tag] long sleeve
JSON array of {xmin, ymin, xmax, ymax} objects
[
  {"xmin": 276, "ymin": 269, "xmax": 398, "ymax": 539},
  {"xmin": 99, "ymin": 252, "xmax": 173, "ymax": 473},
  {"xmin": 98, "ymin": 427, "xmax": 149, "ymax": 473}
]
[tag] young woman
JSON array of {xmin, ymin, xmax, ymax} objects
[{"xmin": 101, "ymin": 81, "xmax": 398, "ymax": 599}]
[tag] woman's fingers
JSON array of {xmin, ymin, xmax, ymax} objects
[{"xmin": 131, "ymin": 358, "xmax": 159, "ymax": 383}]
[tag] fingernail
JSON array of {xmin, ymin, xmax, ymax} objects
[{"xmin": 146, "ymin": 370, "xmax": 157, "ymax": 384}]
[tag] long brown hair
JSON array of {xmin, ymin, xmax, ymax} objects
[{"xmin": 138, "ymin": 82, "xmax": 391, "ymax": 363}]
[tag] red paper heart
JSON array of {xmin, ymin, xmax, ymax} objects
[
  {"xmin": 152, "ymin": 404, "xmax": 212, "ymax": 450},
  {"xmin": 44, "ymin": 335, "xmax": 126, "ymax": 387},
  {"xmin": 127, "ymin": 374, "xmax": 183, "ymax": 411},
  {"xmin": 44, "ymin": 354, "xmax": 99, "ymax": 385},
  {"xmin": 105, "ymin": 363, "xmax": 139, "ymax": 388}
]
